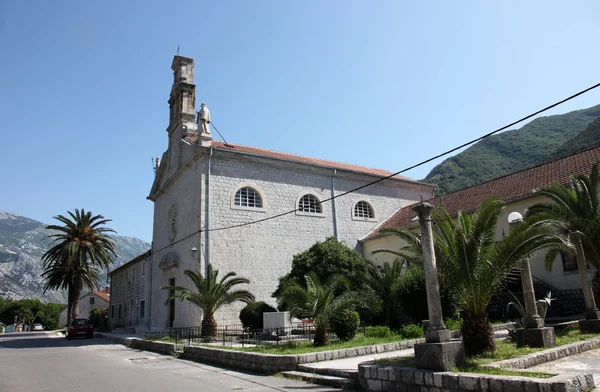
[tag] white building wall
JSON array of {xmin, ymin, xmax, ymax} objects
[
  {"xmin": 150, "ymin": 156, "xmax": 206, "ymax": 331},
  {"xmin": 206, "ymin": 153, "xmax": 431, "ymax": 325}
]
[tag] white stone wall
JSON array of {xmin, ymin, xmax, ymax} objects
[
  {"xmin": 148, "ymin": 146, "xmax": 433, "ymax": 329},
  {"xmin": 207, "ymin": 152, "xmax": 431, "ymax": 325},
  {"xmin": 109, "ymin": 256, "xmax": 149, "ymax": 330},
  {"xmin": 149, "ymin": 156, "xmax": 206, "ymax": 330}
]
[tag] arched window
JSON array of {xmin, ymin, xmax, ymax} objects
[
  {"xmin": 354, "ymin": 201, "xmax": 374, "ymax": 219},
  {"xmin": 298, "ymin": 194, "xmax": 322, "ymax": 213},
  {"xmin": 234, "ymin": 187, "xmax": 263, "ymax": 208}
]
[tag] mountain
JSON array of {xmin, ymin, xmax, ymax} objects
[
  {"xmin": 423, "ymin": 104, "xmax": 600, "ymax": 194},
  {"xmin": 0, "ymin": 210, "xmax": 150, "ymax": 303},
  {"xmin": 551, "ymin": 117, "xmax": 600, "ymax": 160}
]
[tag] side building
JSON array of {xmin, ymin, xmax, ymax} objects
[
  {"xmin": 59, "ymin": 288, "xmax": 110, "ymax": 328},
  {"xmin": 362, "ymin": 146, "xmax": 600, "ymax": 317},
  {"xmin": 108, "ymin": 251, "xmax": 151, "ymax": 333}
]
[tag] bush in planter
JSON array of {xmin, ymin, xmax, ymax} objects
[
  {"xmin": 364, "ymin": 325, "xmax": 395, "ymax": 338},
  {"xmin": 332, "ymin": 310, "xmax": 360, "ymax": 341},
  {"xmin": 399, "ymin": 323, "xmax": 424, "ymax": 339},
  {"xmin": 239, "ymin": 301, "xmax": 277, "ymax": 330}
]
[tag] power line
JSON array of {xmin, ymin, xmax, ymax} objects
[{"xmin": 149, "ymin": 81, "xmax": 600, "ymax": 256}]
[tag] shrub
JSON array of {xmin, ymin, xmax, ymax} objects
[
  {"xmin": 399, "ymin": 323, "xmax": 424, "ymax": 339},
  {"xmin": 239, "ymin": 301, "xmax": 277, "ymax": 330},
  {"xmin": 444, "ymin": 317, "xmax": 463, "ymax": 331},
  {"xmin": 364, "ymin": 325, "xmax": 395, "ymax": 338},
  {"xmin": 332, "ymin": 311, "xmax": 360, "ymax": 341},
  {"xmin": 89, "ymin": 307, "xmax": 107, "ymax": 329},
  {"xmin": 392, "ymin": 266, "xmax": 460, "ymax": 323}
]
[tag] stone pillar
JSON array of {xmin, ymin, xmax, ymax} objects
[
  {"xmin": 519, "ymin": 259, "xmax": 543, "ymax": 328},
  {"xmin": 510, "ymin": 221, "xmax": 555, "ymax": 348},
  {"xmin": 412, "ymin": 203, "xmax": 464, "ymax": 371},
  {"xmin": 572, "ymin": 232, "xmax": 600, "ymax": 333}
]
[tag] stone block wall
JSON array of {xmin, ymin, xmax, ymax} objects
[
  {"xmin": 109, "ymin": 254, "xmax": 150, "ymax": 331},
  {"xmin": 358, "ymin": 363, "xmax": 594, "ymax": 392}
]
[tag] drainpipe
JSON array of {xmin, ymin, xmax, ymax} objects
[
  {"xmin": 331, "ymin": 169, "xmax": 339, "ymax": 240},
  {"xmin": 147, "ymin": 247, "xmax": 153, "ymax": 331},
  {"xmin": 205, "ymin": 146, "xmax": 213, "ymax": 277}
]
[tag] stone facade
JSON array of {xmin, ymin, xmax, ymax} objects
[
  {"xmin": 108, "ymin": 252, "xmax": 150, "ymax": 332},
  {"xmin": 146, "ymin": 56, "xmax": 434, "ymax": 330}
]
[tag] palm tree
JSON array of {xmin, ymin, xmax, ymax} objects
[
  {"xmin": 161, "ymin": 265, "xmax": 255, "ymax": 337},
  {"xmin": 364, "ymin": 259, "xmax": 404, "ymax": 327},
  {"xmin": 381, "ymin": 198, "xmax": 569, "ymax": 354},
  {"xmin": 42, "ymin": 209, "xmax": 116, "ymax": 326},
  {"xmin": 277, "ymin": 272, "xmax": 370, "ymax": 347},
  {"xmin": 526, "ymin": 163, "xmax": 600, "ymax": 305}
]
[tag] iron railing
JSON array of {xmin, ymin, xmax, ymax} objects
[{"xmin": 148, "ymin": 323, "xmax": 339, "ymax": 347}]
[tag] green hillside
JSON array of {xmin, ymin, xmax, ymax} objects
[
  {"xmin": 423, "ymin": 104, "xmax": 600, "ymax": 194},
  {"xmin": 551, "ymin": 117, "xmax": 600, "ymax": 160}
]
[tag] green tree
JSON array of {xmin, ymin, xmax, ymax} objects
[
  {"xmin": 41, "ymin": 209, "xmax": 116, "ymax": 326},
  {"xmin": 273, "ymin": 237, "xmax": 368, "ymax": 302},
  {"xmin": 385, "ymin": 199, "xmax": 569, "ymax": 354},
  {"xmin": 276, "ymin": 273, "xmax": 372, "ymax": 347},
  {"xmin": 526, "ymin": 163, "xmax": 600, "ymax": 305},
  {"xmin": 364, "ymin": 259, "xmax": 404, "ymax": 327},
  {"xmin": 161, "ymin": 265, "xmax": 255, "ymax": 337}
]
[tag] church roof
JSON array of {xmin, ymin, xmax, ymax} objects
[
  {"xmin": 185, "ymin": 134, "xmax": 423, "ymax": 184},
  {"xmin": 363, "ymin": 146, "xmax": 600, "ymax": 240},
  {"xmin": 108, "ymin": 251, "xmax": 150, "ymax": 276}
]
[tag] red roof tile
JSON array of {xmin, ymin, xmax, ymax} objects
[
  {"xmin": 364, "ymin": 146, "xmax": 600, "ymax": 240},
  {"xmin": 184, "ymin": 134, "xmax": 422, "ymax": 183},
  {"xmin": 92, "ymin": 290, "xmax": 110, "ymax": 303}
]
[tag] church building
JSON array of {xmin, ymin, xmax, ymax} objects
[{"xmin": 146, "ymin": 55, "xmax": 434, "ymax": 330}]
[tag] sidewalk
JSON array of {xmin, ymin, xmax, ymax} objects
[{"xmin": 528, "ymin": 348, "xmax": 600, "ymax": 390}]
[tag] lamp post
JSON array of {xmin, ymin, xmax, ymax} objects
[{"xmin": 508, "ymin": 211, "xmax": 555, "ymax": 347}]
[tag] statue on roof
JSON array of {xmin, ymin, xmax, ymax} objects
[{"xmin": 196, "ymin": 103, "xmax": 211, "ymax": 135}]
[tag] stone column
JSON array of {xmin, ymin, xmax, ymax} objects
[
  {"xmin": 413, "ymin": 203, "xmax": 449, "ymax": 342},
  {"xmin": 572, "ymin": 232, "xmax": 600, "ymax": 333},
  {"xmin": 412, "ymin": 203, "xmax": 464, "ymax": 371},
  {"xmin": 509, "ymin": 219, "xmax": 555, "ymax": 347},
  {"xmin": 519, "ymin": 259, "xmax": 543, "ymax": 328}
]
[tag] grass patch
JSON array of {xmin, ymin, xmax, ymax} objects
[
  {"xmin": 144, "ymin": 335, "xmax": 178, "ymax": 343},
  {"xmin": 375, "ymin": 329, "xmax": 598, "ymax": 378},
  {"xmin": 471, "ymin": 328, "xmax": 598, "ymax": 365},
  {"xmin": 192, "ymin": 333, "xmax": 411, "ymax": 355}
]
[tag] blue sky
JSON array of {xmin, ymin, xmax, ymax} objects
[{"xmin": 1, "ymin": 1, "xmax": 600, "ymax": 243}]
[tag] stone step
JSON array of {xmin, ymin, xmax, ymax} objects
[
  {"xmin": 281, "ymin": 371, "xmax": 358, "ymax": 390},
  {"xmin": 297, "ymin": 364, "xmax": 358, "ymax": 380}
]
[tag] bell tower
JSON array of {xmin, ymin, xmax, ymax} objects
[
  {"xmin": 167, "ymin": 56, "xmax": 196, "ymax": 173},
  {"xmin": 168, "ymin": 56, "xmax": 196, "ymax": 133}
]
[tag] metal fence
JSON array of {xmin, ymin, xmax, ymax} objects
[{"xmin": 147, "ymin": 323, "xmax": 338, "ymax": 347}]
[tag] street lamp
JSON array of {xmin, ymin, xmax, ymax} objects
[
  {"xmin": 190, "ymin": 246, "xmax": 198, "ymax": 259},
  {"xmin": 508, "ymin": 211, "xmax": 555, "ymax": 347}
]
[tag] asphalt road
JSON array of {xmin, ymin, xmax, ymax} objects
[{"xmin": 0, "ymin": 332, "xmax": 336, "ymax": 392}]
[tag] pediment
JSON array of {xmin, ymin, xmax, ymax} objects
[{"xmin": 159, "ymin": 252, "xmax": 179, "ymax": 271}]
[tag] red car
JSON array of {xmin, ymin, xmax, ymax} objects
[{"xmin": 66, "ymin": 319, "xmax": 94, "ymax": 339}]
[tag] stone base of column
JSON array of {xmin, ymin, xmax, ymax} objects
[
  {"xmin": 515, "ymin": 327, "xmax": 556, "ymax": 348},
  {"xmin": 415, "ymin": 341, "xmax": 465, "ymax": 371},
  {"xmin": 584, "ymin": 310, "xmax": 600, "ymax": 320},
  {"xmin": 579, "ymin": 319, "xmax": 600, "ymax": 334}
]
